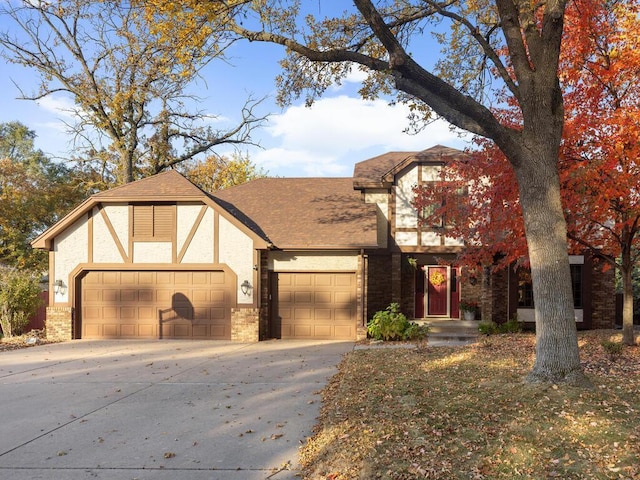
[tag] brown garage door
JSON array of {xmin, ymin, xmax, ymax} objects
[
  {"xmin": 80, "ymin": 270, "xmax": 232, "ymax": 339},
  {"xmin": 276, "ymin": 272, "xmax": 357, "ymax": 340}
]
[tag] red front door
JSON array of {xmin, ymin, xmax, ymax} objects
[{"xmin": 427, "ymin": 267, "xmax": 448, "ymax": 316}]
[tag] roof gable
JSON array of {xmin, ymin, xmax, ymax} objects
[
  {"xmin": 32, "ymin": 170, "xmax": 268, "ymax": 250},
  {"xmin": 93, "ymin": 169, "xmax": 206, "ymax": 201},
  {"xmin": 353, "ymin": 145, "xmax": 466, "ymax": 189}
]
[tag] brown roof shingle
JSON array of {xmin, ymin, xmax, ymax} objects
[
  {"xmin": 211, "ymin": 177, "xmax": 378, "ymax": 249},
  {"xmin": 353, "ymin": 145, "xmax": 465, "ymax": 188},
  {"xmin": 94, "ymin": 170, "xmax": 206, "ymax": 200}
]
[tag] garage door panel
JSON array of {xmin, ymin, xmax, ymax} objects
[
  {"xmin": 84, "ymin": 324, "xmax": 101, "ymax": 337},
  {"xmin": 81, "ymin": 270, "xmax": 231, "ymax": 339},
  {"xmin": 277, "ymin": 272, "xmax": 356, "ymax": 340},
  {"xmin": 120, "ymin": 307, "xmax": 136, "ymax": 319},
  {"xmin": 314, "ymin": 292, "xmax": 332, "ymax": 304},
  {"xmin": 192, "ymin": 325, "xmax": 209, "ymax": 337},
  {"xmin": 314, "ymin": 308, "xmax": 332, "ymax": 320},
  {"xmin": 121, "ymin": 290, "xmax": 137, "ymax": 302},
  {"xmin": 335, "ymin": 291, "xmax": 354, "ymax": 304},
  {"xmin": 210, "ymin": 324, "xmax": 227, "ymax": 337},
  {"xmin": 335, "ymin": 308, "xmax": 353, "ymax": 321},
  {"xmin": 294, "ymin": 274, "xmax": 312, "ymax": 286},
  {"xmin": 294, "ymin": 292, "xmax": 312, "ymax": 303},
  {"xmin": 103, "ymin": 289, "xmax": 119, "ymax": 302},
  {"xmin": 278, "ymin": 291, "xmax": 292, "ymax": 303},
  {"xmin": 335, "ymin": 275, "xmax": 354, "ymax": 287},
  {"xmin": 138, "ymin": 324, "xmax": 155, "ymax": 337},
  {"xmin": 192, "ymin": 290, "xmax": 209, "ymax": 302},
  {"xmin": 103, "ymin": 324, "xmax": 118, "ymax": 337},
  {"xmin": 315, "ymin": 275, "xmax": 332, "ymax": 287},
  {"xmin": 334, "ymin": 326, "xmax": 353, "ymax": 338},
  {"xmin": 137, "ymin": 289, "xmax": 153, "ymax": 303},
  {"xmin": 211, "ymin": 290, "xmax": 225, "ymax": 302},
  {"xmin": 120, "ymin": 324, "xmax": 137, "ymax": 337},
  {"xmin": 314, "ymin": 325, "xmax": 331, "ymax": 337},
  {"xmin": 294, "ymin": 308, "xmax": 312, "ymax": 320},
  {"xmin": 293, "ymin": 324, "xmax": 312, "ymax": 337}
]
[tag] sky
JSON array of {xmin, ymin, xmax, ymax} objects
[{"xmin": 0, "ymin": 7, "xmax": 471, "ymax": 179}]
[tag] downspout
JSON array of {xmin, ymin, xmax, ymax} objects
[{"xmin": 361, "ymin": 249, "xmax": 368, "ymax": 330}]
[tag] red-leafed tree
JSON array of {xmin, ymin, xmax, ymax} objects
[{"xmin": 415, "ymin": 0, "xmax": 640, "ymax": 345}]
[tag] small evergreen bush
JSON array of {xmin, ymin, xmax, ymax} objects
[
  {"xmin": 478, "ymin": 320, "xmax": 498, "ymax": 335},
  {"xmin": 601, "ymin": 340, "xmax": 623, "ymax": 357},
  {"xmin": 499, "ymin": 318, "xmax": 523, "ymax": 334}
]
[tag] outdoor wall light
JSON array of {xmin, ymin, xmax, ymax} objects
[
  {"xmin": 240, "ymin": 280, "xmax": 253, "ymax": 296},
  {"xmin": 54, "ymin": 279, "xmax": 67, "ymax": 295}
]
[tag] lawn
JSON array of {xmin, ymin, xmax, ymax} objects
[{"xmin": 300, "ymin": 331, "xmax": 639, "ymax": 479}]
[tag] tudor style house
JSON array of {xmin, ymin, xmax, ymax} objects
[{"xmin": 32, "ymin": 145, "xmax": 615, "ymax": 342}]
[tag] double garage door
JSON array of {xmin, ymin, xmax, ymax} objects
[
  {"xmin": 80, "ymin": 270, "xmax": 232, "ymax": 339},
  {"xmin": 275, "ymin": 272, "xmax": 357, "ymax": 340}
]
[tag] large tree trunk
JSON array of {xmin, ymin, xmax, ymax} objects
[
  {"xmin": 620, "ymin": 249, "xmax": 636, "ymax": 346},
  {"xmin": 513, "ymin": 150, "xmax": 587, "ymax": 385}
]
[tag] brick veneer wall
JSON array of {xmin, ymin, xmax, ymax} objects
[
  {"xmin": 462, "ymin": 268, "xmax": 482, "ymax": 320},
  {"xmin": 258, "ymin": 251, "xmax": 270, "ymax": 340},
  {"xmin": 46, "ymin": 307, "xmax": 73, "ymax": 341},
  {"xmin": 366, "ymin": 254, "xmax": 393, "ymax": 322},
  {"xmin": 590, "ymin": 263, "xmax": 616, "ymax": 329},
  {"xmin": 400, "ymin": 257, "xmax": 417, "ymax": 318},
  {"xmin": 231, "ymin": 308, "xmax": 260, "ymax": 342},
  {"xmin": 480, "ymin": 267, "xmax": 510, "ymax": 324}
]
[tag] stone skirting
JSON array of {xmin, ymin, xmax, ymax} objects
[
  {"xmin": 231, "ymin": 308, "xmax": 260, "ymax": 342},
  {"xmin": 46, "ymin": 307, "xmax": 74, "ymax": 341}
]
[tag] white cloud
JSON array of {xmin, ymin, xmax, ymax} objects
[
  {"xmin": 35, "ymin": 94, "xmax": 77, "ymax": 118},
  {"xmin": 254, "ymin": 95, "xmax": 470, "ymax": 177}
]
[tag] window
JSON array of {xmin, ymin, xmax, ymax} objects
[
  {"xmin": 420, "ymin": 203, "xmax": 443, "ymax": 228},
  {"xmin": 132, "ymin": 204, "xmax": 174, "ymax": 240},
  {"xmin": 517, "ymin": 270, "xmax": 534, "ymax": 308},
  {"xmin": 570, "ymin": 264, "xmax": 583, "ymax": 309},
  {"xmin": 517, "ymin": 264, "xmax": 584, "ymax": 309}
]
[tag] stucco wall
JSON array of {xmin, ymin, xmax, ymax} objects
[
  {"xmin": 180, "ymin": 206, "xmax": 214, "ymax": 263},
  {"xmin": 93, "ymin": 206, "xmax": 127, "ymax": 263},
  {"xmin": 268, "ymin": 251, "xmax": 359, "ymax": 271},
  {"xmin": 218, "ymin": 216, "xmax": 255, "ymax": 304},
  {"xmin": 364, "ymin": 190, "xmax": 389, "ymax": 249},
  {"xmin": 395, "ymin": 167, "xmax": 418, "ymax": 229},
  {"xmin": 133, "ymin": 242, "xmax": 172, "ymax": 263},
  {"xmin": 54, "ymin": 214, "xmax": 88, "ymax": 304}
]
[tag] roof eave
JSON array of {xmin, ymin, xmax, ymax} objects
[{"xmin": 273, "ymin": 243, "xmax": 380, "ymax": 251}]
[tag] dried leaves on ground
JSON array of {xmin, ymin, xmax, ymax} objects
[
  {"xmin": 300, "ymin": 331, "xmax": 639, "ymax": 479},
  {"xmin": 0, "ymin": 330, "xmax": 59, "ymax": 351}
]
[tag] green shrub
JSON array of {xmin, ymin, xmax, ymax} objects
[
  {"xmin": 478, "ymin": 320, "xmax": 498, "ymax": 335},
  {"xmin": 404, "ymin": 322, "xmax": 430, "ymax": 341},
  {"xmin": 478, "ymin": 318, "xmax": 523, "ymax": 335},
  {"xmin": 499, "ymin": 318, "xmax": 523, "ymax": 334},
  {"xmin": 0, "ymin": 268, "xmax": 42, "ymax": 338},
  {"xmin": 601, "ymin": 340, "xmax": 623, "ymax": 357},
  {"xmin": 367, "ymin": 303, "xmax": 429, "ymax": 341}
]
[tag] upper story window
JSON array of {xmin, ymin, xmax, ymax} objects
[{"xmin": 132, "ymin": 204, "xmax": 174, "ymax": 241}]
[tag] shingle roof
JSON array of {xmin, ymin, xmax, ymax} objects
[
  {"xmin": 353, "ymin": 145, "xmax": 465, "ymax": 188},
  {"xmin": 31, "ymin": 170, "xmax": 270, "ymax": 250},
  {"xmin": 211, "ymin": 177, "xmax": 379, "ymax": 249},
  {"xmin": 94, "ymin": 169, "xmax": 206, "ymax": 200}
]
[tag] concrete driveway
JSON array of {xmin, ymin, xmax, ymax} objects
[{"xmin": 0, "ymin": 339, "xmax": 353, "ymax": 479}]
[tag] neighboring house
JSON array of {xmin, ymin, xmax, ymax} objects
[{"xmin": 32, "ymin": 145, "xmax": 615, "ymax": 342}]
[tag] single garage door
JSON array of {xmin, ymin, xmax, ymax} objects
[
  {"xmin": 276, "ymin": 272, "xmax": 357, "ymax": 340},
  {"xmin": 80, "ymin": 270, "xmax": 232, "ymax": 339}
]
